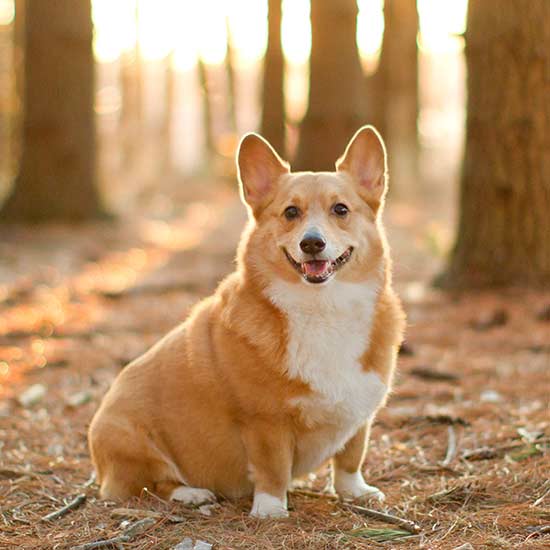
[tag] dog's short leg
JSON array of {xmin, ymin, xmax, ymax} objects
[
  {"xmin": 242, "ymin": 423, "xmax": 293, "ymax": 518},
  {"xmin": 332, "ymin": 421, "xmax": 385, "ymax": 502}
]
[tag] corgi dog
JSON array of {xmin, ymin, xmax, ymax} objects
[{"xmin": 88, "ymin": 126, "xmax": 405, "ymax": 519}]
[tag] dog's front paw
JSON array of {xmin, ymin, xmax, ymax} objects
[
  {"xmin": 170, "ymin": 486, "xmax": 217, "ymax": 506},
  {"xmin": 250, "ymin": 492, "xmax": 289, "ymax": 519},
  {"xmin": 334, "ymin": 470, "xmax": 385, "ymax": 502}
]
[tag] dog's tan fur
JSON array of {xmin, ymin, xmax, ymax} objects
[{"xmin": 89, "ymin": 126, "xmax": 405, "ymax": 518}]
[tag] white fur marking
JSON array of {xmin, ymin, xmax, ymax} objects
[
  {"xmin": 267, "ymin": 278, "xmax": 388, "ymax": 476},
  {"xmin": 250, "ymin": 491, "xmax": 288, "ymax": 518},
  {"xmin": 170, "ymin": 486, "xmax": 217, "ymax": 505},
  {"xmin": 333, "ymin": 469, "xmax": 385, "ymax": 501}
]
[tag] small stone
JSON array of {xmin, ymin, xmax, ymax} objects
[
  {"xmin": 18, "ymin": 384, "xmax": 47, "ymax": 407},
  {"xmin": 173, "ymin": 538, "xmax": 194, "ymax": 550},
  {"xmin": 173, "ymin": 539, "xmax": 212, "ymax": 550},
  {"xmin": 480, "ymin": 389, "xmax": 502, "ymax": 403},
  {"xmin": 66, "ymin": 390, "xmax": 92, "ymax": 408},
  {"xmin": 47, "ymin": 443, "xmax": 64, "ymax": 456}
]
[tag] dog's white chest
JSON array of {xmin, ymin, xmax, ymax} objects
[{"xmin": 267, "ymin": 279, "xmax": 388, "ymax": 475}]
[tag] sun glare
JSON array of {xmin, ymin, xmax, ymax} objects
[
  {"xmin": 227, "ymin": 0, "xmax": 268, "ymax": 67},
  {"xmin": 417, "ymin": 0, "xmax": 468, "ymax": 53},
  {"xmin": 357, "ymin": 0, "xmax": 384, "ymax": 70},
  {"xmin": 282, "ymin": 0, "xmax": 311, "ymax": 65},
  {"xmin": 0, "ymin": 0, "xmax": 13, "ymax": 26},
  {"xmin": 92, "ymin": 0, "xmax": 137, "ymax": 63},
  {"xmin": 91, "ymin": 0, "xmax": 468, "ymax": 69}
]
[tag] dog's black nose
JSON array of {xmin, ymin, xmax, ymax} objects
[{"xmin": 300, "ymin": 233, "xmax": 326, "ymax": 254}]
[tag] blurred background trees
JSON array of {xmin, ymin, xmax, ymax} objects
[
  {"xmin": 261, "ymin": 0, "xmax": 285, "ymax": 156},
  {"xmin": 368, "ymin": 0, "xmax": 418, "ymax": 187},
  {"xmin": 0, "ymin": 0, "xmax": 548, "ymax": 287},
  {"xmin": 1, "ymin": 0, "xmax": 104, "ymax": 221},
  {"xmin": 445, "ymin": 0, "xmax": 550, "ymax": 287},
  {"xmin": 294, "ymin": 0, "xmax": 365, "ymax": 171}
]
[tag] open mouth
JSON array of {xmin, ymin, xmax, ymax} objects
[{"xmin": 283, "ymin": 247, "xmax": 354, "ymax": 284}]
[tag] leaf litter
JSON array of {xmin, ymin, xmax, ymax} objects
[{"xmin": 0, "ymin": 179, "xmax": 549, "ymax": 549}]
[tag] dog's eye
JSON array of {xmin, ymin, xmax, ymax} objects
[
  {"xmin": 284, "ymin": 206, "xmax": 300, "ymax": 220},
  {"xmin": 332, "ymin": 203, "xmax": 349, "ymax": 217}
]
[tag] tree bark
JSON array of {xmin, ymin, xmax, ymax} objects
[
  {"xmin": 367, "ymin": 0, "xmax": 418, "ymax": 190},
  {"xmin": 445, "ymin": 0, "xmax": 550, "ymax": 287},
  {"xmin": 0, "ymin": 0, "xmax": 105, "ymax": 222},
  {"xmin": 225, "ymin": 15, "xmax": 238, "ymax": 136},
  {"xmin": 120, "ymin": 4, "xmax": 144, "ymax": 171},
  {"xmin": 294, "ymin": 0, "xmax": 365, "ymax": 171},
  {"xmin": 261, "ymin": 0, "xmax": 285, "ymax": 156},
  {"xmin": 197, "ymin": 58, "xmax": 215, "ymax": 157},
  {"xmin": 367, "ymin": 0, "xmax": 418, "ymax": 143},
  {"xmin": 160, "ymin": 51, "xmax": 175, "ymax": 173}
]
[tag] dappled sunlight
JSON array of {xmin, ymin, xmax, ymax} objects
[
  {"xmin": 0, "ymin": 193, "xmax": 231, "ymax": 399},
  {"xmin": 2, "ymin": 1, "xmax": 547, "ymax": 548},
  {"xmin": 0, "ymin": 0, "xmax": 13, "ymax": 25},
  {"xmin": 91, "ymin": 0, "xmax": 467, "ymax": 68},
  {"xmin": 417, "ymin": 0, "xmax": 467, "ymax": 53}
]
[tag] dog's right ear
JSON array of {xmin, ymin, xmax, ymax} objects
[{"xmin": 237, "ymin": 133, "xmax": 289, "ymax": 215}]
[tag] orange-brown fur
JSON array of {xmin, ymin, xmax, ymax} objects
[{"xmin": 88, "ymin": 126, "xmax": 405, "ymax": 516}]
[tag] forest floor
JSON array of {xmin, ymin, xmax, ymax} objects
[{"xmin": 0, "ymin": 176, "xmax": 549, "ymax": 550}]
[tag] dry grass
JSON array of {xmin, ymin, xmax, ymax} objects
[{"xmin": 1, "ymin": 182, "xmax": 549, "ymax": 549}]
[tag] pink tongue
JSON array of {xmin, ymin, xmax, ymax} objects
[{"xmin": 302, "ymin": 260, "xmax": 330, "ymax": 277}]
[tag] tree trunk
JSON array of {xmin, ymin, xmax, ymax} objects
[
  {"xmin": 225, "ymin": 15, "xmax": 238, "ymax": 136},
  {"xmin": 368, "ymin": 0, "xmax": 418, "ymax": 142},
  {"xmin": 367, "ymin": 0, "xmax": 418, "ymax": 189},
  {"xmin": 294, "ymin": 0, "xmax": 365, "ymax": 171},
  {"xmin": 0, "ymin": 0, "xmax": 104, "ymax": 222},
  {"xmin": 4, "ymin": 0, "xmax": 25, "ymax": 184},
  {"xmin": 445, "ymin": 0, "xmax": 550, "ymax": 288},
  {"xmin": 197, "ymin": 58, "xmax": 215, "ymax": 157},
  {"xmin": 120, "ymin": 5, "xmax": 143, "ymax": 171},
  {"xmin": 160, "ymin": 51, "xmax": 175, "ymax": 173},
  {"xmin": 261, "ymin": 0, "xmax": 285, "ymax": 156}
]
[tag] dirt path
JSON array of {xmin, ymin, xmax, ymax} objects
[{"xmin": 1, "ymin": 180, "xmax": 548, "ymax": 549}]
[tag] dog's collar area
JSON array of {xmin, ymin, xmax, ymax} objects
[{"xmin": 283, "ymin": 247, "xmax": 354, "ymax": 284}]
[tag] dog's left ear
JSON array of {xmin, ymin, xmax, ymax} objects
[
  {"xmin": 336, "ymin": 125, "xmax": 388, "ymax": 212},
  {"xmin": 237, "ymin": 133, "xmax": 289, "ymax": 215}
]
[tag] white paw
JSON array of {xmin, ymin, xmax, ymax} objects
[
  {"xmin": 249, "ymin": 492, "xmax": 288, "ymax": 519},
  {"xmin": 170, "ymin": 486, "xmax": 217, "ymax": 506},
  {"xmin": 334, "ymin": 470, "xmax": 385, "ymax": 502}
]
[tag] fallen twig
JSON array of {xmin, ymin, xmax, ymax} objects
[
  {"xmin": 290, "ymin": 489, "xmax": 338, "ymax": 500},
  {"xmin": 111, "ymin": 507, "xmax": 185, "ymax": 523},
  {"xmin": 442, "ymin": 425, "xmax": 457, "ymax": 466},
  {"xmin": 525, "ymin": 525, "xmax": 550, "ymax": 541},
  {"xmin": 410, "ymin": 366, "xmax": 458, "ymax": 382},
  {"xmin": 532, "ymin": 481, "xmax": 550, "ymax": 507},
  {"xmin": 341, "ymin": 503, "xmax": 421, "ymax": 534},
  {"xmin": 41, "ymin": 493, "xmax": 86, "ymax": 522},
  {"xmin": 0, "ymin": 468, "xmax": 34, "ymax": 480},
  {"xmin": 291, "ymin": 488, "xmax": 422, "ymax": 534},
  {"xmin": 71, "ymin": 517, "xmax": 156, "ymax": 550},
  {"xmin": 405, "ymin": 415, "xmax": 470, "ymax": 427},
  {"xmin": 82, "ymin": 471, "xmax": 96, "ymax": 488}
]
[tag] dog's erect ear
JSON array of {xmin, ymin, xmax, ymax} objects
[
  {"xmin": 336, "ymin": 125, "xmax": 388, "ymax": 211},
  {"xmin": 237, "ymin": 133, "xmax": 289, "ymax": 214}
]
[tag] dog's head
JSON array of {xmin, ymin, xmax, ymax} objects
[{"xmin": 237, "ymin": 126, "xmax": 388, "ymax": 286}]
